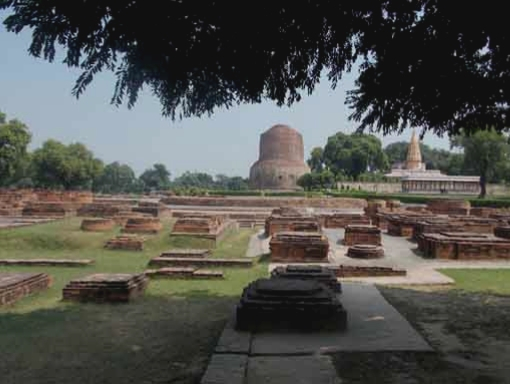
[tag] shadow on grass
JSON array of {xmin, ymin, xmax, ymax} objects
[{"xmin": 0, "ymin": 292, "xmax": 237, "ymax": 384}]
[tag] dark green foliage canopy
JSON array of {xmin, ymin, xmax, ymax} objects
[
  {"xmin": 31, "ymin": 140, "xmax": 104, "ymax": 190},
  {"xmin": 2, "ymin": 1, "xmax": 510, "ymax": 135},
  {"xmin": 323, "ymin": 132, "xmax": 388, "ymax": 178},
  {"xmin": 0, "ymin": 111, "xmax": 31, "ymax": 186},
  {"xmin": 139, "ymin": 163, "xmax": 171, "ymax": 191},
  {"xmin": 93, "ymin": 161, "xmax": 137, "ymax": 194}
]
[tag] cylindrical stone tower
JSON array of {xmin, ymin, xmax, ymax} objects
[{"xmin": 249, "ymin": 124, "xmax": 310, "ymax": 190}]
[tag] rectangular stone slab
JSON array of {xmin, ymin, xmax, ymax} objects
[
  {"xmin": 200, "ymin": 354, "xmax": 248, "ymax": 384},
  {"xmin": 245, "ymin": 355, "xmax": 341, "ymax": 384},
  {"xmin": 246, "ymin": 283, "xmax": 431, "ymax": 354}
]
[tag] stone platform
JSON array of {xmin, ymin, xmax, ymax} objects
[
  {"xmin": 0, "ymin": 272, "xmax": 52, "ymax": 306},
  {"xmin": 236, "ymin": 278, "xmax": 347, "ymax": 331},
  {"xmin": 62, "ymin": 273, "xmax": 148, "ymax": 302},
  {"xmin": 204, "ymin": 283, "xmax": 431, "ymax": 383}
]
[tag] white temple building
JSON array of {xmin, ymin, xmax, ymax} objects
[{"xmin": 385, "ymin": 131, "xmax": 480, "ymax": 194}]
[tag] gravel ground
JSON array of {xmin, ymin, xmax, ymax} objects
[{"xmin": 332, "ymin": 287, "xmax": 510, "ymax": 383}]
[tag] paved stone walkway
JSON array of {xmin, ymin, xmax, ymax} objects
[{"xmin": 202, "ymin": 283, "xmax": 431, "ymax": 383}]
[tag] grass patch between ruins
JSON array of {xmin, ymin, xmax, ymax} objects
[
  {"xmin": 0, "ymin": 218, "xmax": 266, "ymax": 383},
  {"xmin": 439, "ymin": 268, "xmax": 510, "ymax": 296}
]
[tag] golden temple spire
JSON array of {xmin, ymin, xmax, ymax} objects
[{"xmin": 406, "ymin": 130, "xmax": 423, "ymax": 170}]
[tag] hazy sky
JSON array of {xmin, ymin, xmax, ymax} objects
[{"xmin": 0, "ymin": 18, "xmax": 450, "ymax": 178}]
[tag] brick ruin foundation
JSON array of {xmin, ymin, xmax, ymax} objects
[
  {"xmin": 385, "ymin": 213, "xmax": 438, "ymax": 237},
  {"xmin": 0, "ymin": 272, "xmax": 52, "ymax": 306},
  {"xmin": 417, "ymin": 231, "xmax": 510, "ymax": 260},
  {"xmin": 269, "ymin": 231, "xmax": 329, "ymax": 263},
  {"xmin": 145, "ymin": 267, "xmax": 223, "ymax": 280},
  {"xmin": 159, "ymin": 249, "xmax": 211, "ymax": 258},
  {"xmin": 171, "ymin": 215, "xmax": 238, "ymax": 241},
  {"xmin": 122, "ymin": 217, "xmax": 163, "ymax": 234},
  {"xmin": 494, "ymin": 226, "xmax": 510, "ymax": 239},
  {"xmin": 81, "ymin": 218, "xmax": 116, "ymax": 232},
  {"xmin": 427, "ymin": 199, "xmax": 471, "ymax": 216},
  {"xmin": 161, "ymin": 195, "xmax": 367, "ymax": 209},
  {"xmin": 148, "ymin": 256, "xmax": 253, "ymax": 268},
  {"xmin": 62, "ymin": 273, "xmax": 149, "ymax": 303},
  {"xmin": 323, "ymin": 213, "xmax": 370, "ymax": 228},
  {"xmin": 264, "ymin": 207, "xmax": 321, "ymax": 236},
  {"xmin": 343, "ymin": 224, "xmax": 382, "ymax": 246},
  {"xmin": 346, "ymin": 244, "xmax": 385, "ymax": 259},
  {"xmin": 331, "ymin": 265, "xmax": 406, "ymax": 277},
  {"xmin": 236, "ymin": 278, "xmax": 347, "ymax": 331},
  {"xmin": 104, "ymin": 235, "xmax": 145, "ymax": 251}
]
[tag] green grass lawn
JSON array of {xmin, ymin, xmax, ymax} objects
[
  {"xmin": 439, "ymin": 269, "xmax": 510, "ymax": 296},
  {"xmin": 0, "ymin": 218, "xmax": 266, "ymax": 384}
]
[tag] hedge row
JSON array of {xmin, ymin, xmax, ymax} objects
[{"xmin": 205, "ymin": 189, "xmax": 510, "ymax": 208}]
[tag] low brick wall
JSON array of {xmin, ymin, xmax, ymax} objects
[
  {"xmin": 331, "ymin": 265, "xmax": 406, "ymax": 277},
  {"xmin": 0, "ymin": 259, "xmax": 93, "ymax": 267},
  {"xmin": 148, "ymin": 257, "xmax": 253, "ymax": 268},
  {"xmin": 323, "ymin": 213, "xmax": 370, "ymax": 229},
  {"xmin": 145, "ymin": 267, "xmax": 224, "ymax": 279},
  {"xmin": 161, "ymin": 196, "xmax": 367, "ymax": 209}
]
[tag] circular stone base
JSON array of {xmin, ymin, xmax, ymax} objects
[{"xmin": 347, "ymin": 245, "xmax": 384, "ymax": 259}]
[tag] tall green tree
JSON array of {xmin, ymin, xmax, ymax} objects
[
  {"xmin": 31, "ymin": 140, "xmax": 103, "ymax": 190},
  {"xmin": 3, "ymin": 2, "xmax": 510, "ymax": 136},
  {"xmin": 94, "ymin": 162, "xmax": 137, "ymax": 194},
  {"xmin": 307, "ymin": 147, "xmax": 324, "ymax": 173},
  {"xmin": 139, "ymin": 163, "xmax": 171, "ymax": 191},
  {"xmin": 323, "ymin": 133, "xmax": 388, "ymax": 180},
  {"xmin": 451, "ymin": 130, "xmax": 510, "ymax": 198},
  {"xmin": 172, "ymin": 171, "xmax": 214, "ymax": 189},
  {"xmin": 0, "ymin": 111, "xmax": 31, "ymax": 186}
]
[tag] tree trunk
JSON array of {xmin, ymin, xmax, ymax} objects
[{"xmin": 479, "ymin": 173, "xmax": 487, "ymax": 199}]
